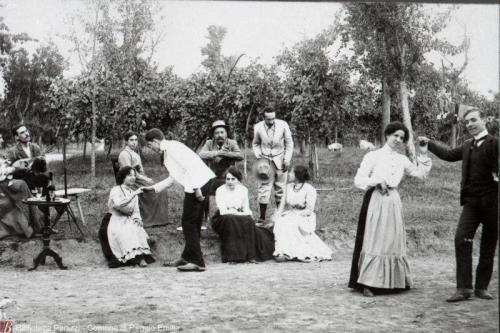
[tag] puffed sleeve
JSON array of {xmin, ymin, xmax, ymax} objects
[
  {"xmin": 354, "ymin": 152, "xmax": 383, "ymax": 191},
  {"xmin": 118, "ymin": 150, "xmax": 132, "ymax": 168},
  {"xmin": 215, "ymin": 185, "xmax": 229, "ymax": 215},
  {"xmin": 304, "ymin": 184, "xmax": 317, "ymax": 216},
  {"xmin": 108, "ymin": 186, "xmax": 135, "ymax": 215},
  {"xmin": 403, "ymin": 154, "xmax": 432, "ymax": 180}
]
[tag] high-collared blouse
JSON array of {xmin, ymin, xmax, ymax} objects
[
  {"xmin": 354, "ymin": 144, "xmax": 432, "ymax": 191},
  {"xmin": 118, "ymin": 146, "xmax": 144, "ymax": 174},
  {"xmin": 215, "ymin": 183, "xmax": 252, "ymax": 216}
]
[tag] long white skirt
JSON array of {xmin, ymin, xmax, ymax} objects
[
  {"xmin": 357, "ymin": 189, "xmax": 412, "ymax": 289},
  {"xmin": 273, "ymin": 211, "xmax": 332, "ymax": 261},
  {"xmin": 108, "ymin": 215, "xmax": 152, "ymax": 263}
]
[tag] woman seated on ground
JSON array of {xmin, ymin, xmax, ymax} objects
[
  {"xmin": 212, "ymin": 166, "xmax": 274, "ymax": 263},
  {"xmin": 118, "ymin": 131, "xmax": 169, "ymax": 227},
  {"xmin": 273, "ymin": 165, "xmax": 333, "ymax": 262},
  {"xmin": 105, "ymin": 166, "xmax": 154, "ymax": 268},
  {"xmin": 0, "ymin": 159, "xmax": 41, "ymax": 239}
]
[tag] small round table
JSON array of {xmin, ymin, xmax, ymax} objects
[{"xmin": 23, "ymin": 198, "xmax": 71, "ymax": 271}]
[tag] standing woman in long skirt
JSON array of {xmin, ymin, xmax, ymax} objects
[{"xmin": 348, "ymin": 122, "xmax": 432, "ymax": 297}]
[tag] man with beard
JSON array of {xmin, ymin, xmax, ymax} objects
[
  {"xmin": 6, "ymin": 125, "xmax": 44, "ymax": 170},
  {"xmin": 199, "ymin": 120, "xmax": 244, "ymax": 219}
]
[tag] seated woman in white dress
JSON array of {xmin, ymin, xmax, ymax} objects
[
  {"xmin": 212, "ymin": 167, "xmax": 274, "ymax": 263},
  {"xmin": 273, "ymin": 165, "xmax": 333, "ymax": 262},
  {"xmin": 118, "ymin": 131, "xmax": 169, "ymax": 227},
  {"xmin": 106, "ymin": 166, "xmax": 154, "ymax": 267}
]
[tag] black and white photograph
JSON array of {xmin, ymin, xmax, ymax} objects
[{"xmin": 0, "ymin": 0, "xmax": 498, "ymax": 332}]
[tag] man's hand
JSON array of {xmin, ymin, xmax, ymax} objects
[
  {"xmin": 417, "ymin": 136, "xmax": 430, "ymax": 145},
  {"xmin": 140, "ymin": 186, "xmax": 155, "ymax": 193},
  {"xmin": 195, "ymin": 188, "xmax": 205, "ymax": 202}
]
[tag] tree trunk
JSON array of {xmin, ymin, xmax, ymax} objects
[
  {"xmin": 83, "ymin": 133, "xmax": 87, "ymax": 159},
  {"xmin": 243, "ymin": 104, "xmax": 256, "ymax": 178},
  {"xmin": 299, "ymin": 138, "xmax": 306, "ymax": 156},
  {"xmin": 381, "ymin": 78, "xmax": 391, "ymax": 144},
  {"xmin": 450, "ymin": 87, "xmax": 457, "ymax": 148},
  {"xmin": 91, "ymin": 94, "xmax": 97, "ymax": 184},
  {"xmin": 399, "ymin": 80, "xmax": 416, "ymax": 162}
]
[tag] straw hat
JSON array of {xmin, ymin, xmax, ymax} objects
[{"xmin": 253, "ymin": 157, "xmax": 275, "ymax": 181}]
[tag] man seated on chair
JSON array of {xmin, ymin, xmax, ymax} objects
[
  {"xmin": 6, "ymin": 124, "xmax": 45, "ymax": 172},
  {"xmin": 199, "ymin": 120, "xmax": 243, "ymax": 221},
  {"xmin": 0, "ymin": 158, "xmax": 42, "ymax": 239}
]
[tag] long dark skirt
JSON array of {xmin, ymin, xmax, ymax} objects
[
  {"xmin": 98, "ymin": 213, "xmax": 155, "ymax": 268},
  {"xmin": 348, "ymin": 188, "xmax": 375, "ymax": 290},
  {"xmin": 211, "ymin": 211, "xmax": 274, "ymax": 263},
  {"xmin": 139, "ymin": 190, "xmax": 169, "ymax": 227}
]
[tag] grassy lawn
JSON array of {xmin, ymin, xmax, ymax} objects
[{"xmin": 40, "ymin": 145, "xmax": 465, "ymax": 263}]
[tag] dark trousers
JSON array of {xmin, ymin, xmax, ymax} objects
[
  {"xmin": 181, "ymin": 182, "xmax": 211, "ymax": 267},
  {"xmin": 455, "ymin": 192, "xmax": 498, "ymax": 290}
]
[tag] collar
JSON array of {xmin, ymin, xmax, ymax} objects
[
  {"xmin": 381, "ymin": 143, "xmax": 397, "ymax": 154},
  {"xmin": 124, "ymin": 145, "xmax": 135, "ymax": 153},
  {"xmin": 474, "ymin": 130, "xmax": 488, "ymax": 141}
]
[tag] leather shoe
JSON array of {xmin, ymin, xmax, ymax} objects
[
  {"xmin": 177, "ymin": 263, "xmax": 206, "ymax": 272},
  {"xmin": 163, "ymin": 258, "xmax": 187, "ymax": 267},
  {"xmin": 474, "ymin": 289, "xmax": 494, "ymax": 300},
  {"xmin": 363, "ymin": 288, "xmax": 375, "ymax": 297},
  {"xmin": 446, "ymin": 290, "xmax": 472, "ymax": 302}
]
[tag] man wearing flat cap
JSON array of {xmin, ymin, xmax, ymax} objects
[
  {"xmin": 252, "ymin": 107, "xmax": 293, "ymax": 223},
  {"xmin": 199, "ymin": 120, "xmax": 244, "ymax": 217}
]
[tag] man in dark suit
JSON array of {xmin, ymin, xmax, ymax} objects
[{"xmin": 419, "ymin": 108, "xmax": 498, "ymax": 302}]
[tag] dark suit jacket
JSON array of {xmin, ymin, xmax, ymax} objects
[
  {"xmin": 428, "ymin": 134, "xmax": 498, "ymax": 205},
  {"xmin": 6, "ymin": 142, "xmax": 42, "ymax": 164},
  {"xmin": 198, "ymin": 138, "xmax": 243, "ymax": 177}
]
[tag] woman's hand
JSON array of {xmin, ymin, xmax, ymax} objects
[
  {"xmin": 133, "ymin": 188, "xmax": 143, "ymax": 196},
  {"xmin": 377, "ymin": 180, "xmax": 389, "ymax": 195},
  {"xmin": 133, "ymin": 218, "xmax": 143, "ymax": 228}
]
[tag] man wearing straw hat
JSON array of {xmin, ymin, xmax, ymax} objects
[
  {"xmin": 252, "ymin": 107, "xmax": 293, "ymax": 224},
  {"xmin": 199, "ymin": 120, "xmax": 243, "ymax": 219}
]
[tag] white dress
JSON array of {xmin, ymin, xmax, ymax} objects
[
  {"xmin": 353, "ymin": 144, "xmax": 431, "ymax": 289},
  {"xmin": 273, "ymin": 183, "xmax": 333, "ymax": 261},
  {"xmin": 107, "ymin": 185, "xmax": 152, "ymax": 263}
]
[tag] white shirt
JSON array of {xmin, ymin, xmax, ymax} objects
[
  {"xmin": 22, "ymin": 145, "xmax": 31, "ymax": 159},
  {"xmin": 474, "ymin": 129, "xmax": 488, "ymax": 147},
  {"xmin": 354, "ymin": 144, "xmax": 432, "ymax": 191},
  {"xmin": 153, "ymin": 140, "xmax": 215, "ymax": 193},
  {"xmin": 215, "ymin": 183, "xmax": 252, "ymax": 216}
]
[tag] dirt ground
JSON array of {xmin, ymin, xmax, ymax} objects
[{"xmin": 1, "ymin": 256, "xmax": 498, "ymax": 333}]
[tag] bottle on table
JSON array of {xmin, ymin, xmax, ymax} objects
[{"xmin": 46, "ymin": 172, "xmax": 55, "ymax": 201}]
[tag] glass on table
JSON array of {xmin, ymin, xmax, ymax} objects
[{"xmin": 35, "ymin": 187, "xmax": 44, "ymax": 199}]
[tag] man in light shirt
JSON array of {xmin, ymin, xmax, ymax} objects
[
  {"xmin": 252, "ymin": 107, "xmax": 293, "ymax": 223},
  {"xmin": 143, "ymin": 128, "xmax": 215, "ymax": 272},
  {"xmin": 419, "ymin": 108, "xmax": 498, "ymax": 302}
]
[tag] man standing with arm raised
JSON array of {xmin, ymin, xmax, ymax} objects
[
  {"xmin": 143, "ymin": 128, "xmax": 215, "ymax": 272},
  {"xmin": 419, "ymin": 108, "xmax": 498, "ymax": 302},
  {"xmin": 252, "ymin": 107, "xmax": 294, "ymax": 224}
]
